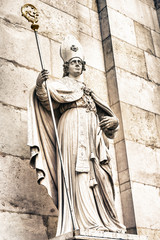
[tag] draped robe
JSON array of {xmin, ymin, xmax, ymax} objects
[{"xmin": 28, "ymin": 77, "xmax": 126, "ymax": 236}]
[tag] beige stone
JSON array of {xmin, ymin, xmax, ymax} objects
[
  {"xmin": 108, "ymin": 142, "xmax": 124, "ymax": 224},
  {"xmin": 50, "ymin": 40, "xmax": 63, "ymax": 79},
  {"xmin": 90, "ymin": 9, "xmax": 102, "ymax": 40},
  {"xmin": 134, "ymin": 22, "xmax": 154, "ymax": 54},
  {"xmin": 107, "ymin": 0, "xmax": 160, "ymax": 32},
  {"xmin": 36, "ymin": 2, "xmax": 78, "ymax": 42},
  {"xmin": 120, "ymin": 188, "xmax": 136, "ymax": 229},
  {"xmin": 120, "ymin": 181, "xmax": 131, "ymax": 192},
  {"xmin": 0, "ymin": 211, "xmax": 48, "ymax": 240},
  {"xmin": 110, "ymin": 102, "xmax": 125, "ymax": 143},
  {"xmin": 0, "ymin": 59, "xmax": 37, "ymax": 109},
  {"xmin": 78, "ymin": 3, "xmax": 92, "ymax": 36},
  {"xmin": 106, "ymin": 68, "xmax": 119, "ymax": 106},
  {"xmin": 137, "ymin": 227, "xmax": 160, "ymax": 240},
  {"xmin": 114, "ymin": 140, "xmax": 128, "ymax": 172},
  {"xmin": 121, "ymin": 102, "xmax": 160, "ymax": 148},
  {"xmin": 0, "ymin": 19, "xmax": 51, "ymax": 72},
  {"xmin": 83, "ymin": 65, "xmax": 109, "ymax": 102},
  {"xmin": 78, "ymin": 0, "xmax": 98, "ymax": 11},
  {"xmin": 119, "ymin": 169, "xmax": 130, "ymax": 185},
  {"xmin": 79, "ymin": 32, "xmax": 105, "ymax": 71},
  {"xmin": 125, "ymin": 140, "xmax": 160, "ymax": 187},
  {"xmin": 0, "ymin": 154, "xmax": 58, "ymax": 216},
  {"xmin": 102, "ymin": 36, "xmax": 114, "ymax": 72},
  {"xmin": 108, "ymin": 7, "xmax": 137, "ymax": 46},
  {"xmin": 145, "ymin": 52, "xmax": 160, "ymax": 84},
  {"xmin": 40, "ymin": 0, "xmax": 77, "ymax": 17},
  {"xmin": 116, "ymin": 67, "xmax": 160, "ymax": 115},
  {"xmin": 99, "ymin": 6, "xmax": 110, "ymax": 41},
  {"xmin": 112, "ymin": 37, "xmax": 147, "ymax": 79},
  {"xmin": 97, "ymin": 0, "xmax": 107, "ymax": 12},
  {"xmin": 0, "ymin": 103, "xmax": 29, "ymax": 158},
  {"xmin": 151, "ymin": 30, "xmax": 160, "ymax": 58},
  {"xmin": 132, "ymin": 182, "xmax": 160, "ymax": 229},
  {"xmin": 78, "ymin": 3, "xmax": 90, "ymax": 26},
  {"xmin": 140, "ymin": 0, "xmax": 155, "ymax": 7},
  {"xmin": 45, "ymin": 216, "xmax": 58, "ymax": 239}
]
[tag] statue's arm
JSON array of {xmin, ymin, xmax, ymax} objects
[
  {"xmin": 36, "ymin": 84, "xmax": 60, "ymax": 111},
  {"xmin": 35, "ymin": 69, "xmax": 60, "ymax": 110},
  {"xmin": 97, "ymin": 106, "xmax": 119, "ymax": 139}
]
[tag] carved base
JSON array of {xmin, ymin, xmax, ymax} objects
[{"xmin": 51, "ymin": 229, "xmax": 148, "ymax": 240}]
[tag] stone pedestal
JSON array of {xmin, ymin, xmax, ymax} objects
[{"xmin": 52, "ymin": 230, "xmax": 147, "ymax": 240}]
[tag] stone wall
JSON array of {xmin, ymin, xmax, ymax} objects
[
  {"xmin": 97, "ymin": 0, "xmax": 160, "ymax": 239},
  {"xmin": 0, "ymin": 0, "xmax": 123, "ymax": 239},
  {"xmin": 1, "ymin": 0, "xmax": 160, "ymax": 240}
]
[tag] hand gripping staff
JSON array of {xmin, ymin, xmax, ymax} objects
[{"xmin": 21, "ymin": 4, "xmax": 77, "ymax": 232}]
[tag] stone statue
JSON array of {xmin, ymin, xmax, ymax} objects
[{"xmin": 28, "ymin": 35, "xmax": 126, "ymax": 237}]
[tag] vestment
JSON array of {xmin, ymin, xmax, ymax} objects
[{"xmin": 28, "ymin": 76, "xmax": 126, "ymax": 235}]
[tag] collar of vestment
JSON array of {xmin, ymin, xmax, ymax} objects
[{"xmin": 48, "ymin": 76, "xmax": 84, "ymax": 103}]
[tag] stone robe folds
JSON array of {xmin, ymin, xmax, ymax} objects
[{"xmin": 28, "ymin": 77, "xmax": 126, "ymax": 236}]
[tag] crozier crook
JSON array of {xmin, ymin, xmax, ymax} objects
[{"xmin": 21, "ymin": 4, "xmax": 77, "ymax": 232}]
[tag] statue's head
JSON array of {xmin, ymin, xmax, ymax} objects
[{"xmin": 60, "ymin": 35, "xmax": 86, "ymax": 77}]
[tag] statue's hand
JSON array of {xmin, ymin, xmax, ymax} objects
[
  {"xmin": 36, "ymin": 69, "xmax": 49, "ymax": 86},
  {"xmin": 99, "ymin": 116, "xmax": 119, "ymax": 131}
]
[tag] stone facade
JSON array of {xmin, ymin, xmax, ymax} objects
[
  {"xmin": 0, "ymin": 0, "xmax": 160, "ymax": 240},
  {"xmin": 97, "ymin": 0, "xmax": 160, "ymax": 239}
]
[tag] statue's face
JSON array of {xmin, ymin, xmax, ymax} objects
[{"xmin": 68, "ymin": 57, "xmax": 83, "ymax": 77}]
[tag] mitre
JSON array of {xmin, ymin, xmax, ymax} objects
[{"xmin": 60, "ymin": 35, "xmax": 85, "ymax": 62}]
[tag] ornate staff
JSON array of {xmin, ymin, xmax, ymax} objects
[{"xmin": 21, "ymin": 4, "xmax": 77, "ymax": 232}]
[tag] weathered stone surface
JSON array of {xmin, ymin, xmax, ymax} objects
[
  {"xmin": 97, "ymin": 0, "xmax": 107, "ymax": 12},
  {"xmin": 78, "ymin": 3, "xmax": 91, "ymax": 27},
  {"xmin": 107, "ymin": 0, "xmax": 159, "ymax": 32},
  {"xmin": 125, "ymin": 140, "xmax": 160, "ymax": 187},
  {"xmin": 140, "ymin": 0, "xmax": 155, "ymax": 7},
  {"xmin": 0, "ymin": 19, "xmax": 51, "ymax": 72},
  {"xmin": 145, "ymin": 52, "xmax": 160, "ymax": 84},
  {"xmin": 0, "ymin": 211, "xmax": 48, "ymax": 240},
  {"xmin": 44, "ymin": 216, "xmax": 58, "ymax": 239},
  {"xmin": 0, "ymin": 0, "xmax": 78, "ymax": 43},
  {"xmin": 52, "ymin": 229, "xmax": 147, "ymax": 240},
  {"xmin": 78, "ymin": 3, "xmax": 92, "ymax": 36},
  {"xmin": 106, "ymin": 68, "xmax": 119, "ymax": 106},
  {"xmin": 0, "ymin": 103, "xmax": 29, "ymax": 158},
  {"xmin": 132, "ymin": 182, "xmax": 160, "ymax": 230},
  {"xmin": 79, "ymin": 32, "xmax": 105, "ymax": 71},
  {"xmin": 108, "ymin": 7, "xmax": 137, "ymax": 46},
  {"xmin": 0, "ymin": 154, "xmax": 58, "ymax": 216},
  {"xmin": 151, "ymin": 30, "xmax": 160, "ymax": 58},
  {"xmin": 99, "ymin": 7, "xmax": 110, "ymax": 41},
  {"xmin": 108, "ymin": 142, "xmax": 124, "ymax": 223},
  {"xmin": 119, "ymin": 169, "xmax": 130, "ymax": 185},
  {"xmin": 30, "ymin": 1, "xmax": 78, "ymax": 43},
  {"xmin": 116, "ymin": 68, "xmax": 160, "ymax": 115},
  {"xmin": 40, "ymin": 0, "xmax": 77, "ymax": 17},
  {"xmin": 120, "ymin": 102, "xmax": 160, "ymax": 148},
  {"xmin": 50, "ymin": 40, "xmax": 63, "ymax": 79},
  {"xmin": 78, "ymin": 0, "xmax": 98, "ymax": 11},
  {"xmin": 119, "ymin": 188, "xmax": 136, "ymax": 229},
  {"xmin": 112, "ymin": 37, "xmax": 147, "ymax": 79},
  {"xmin": 137, "ymin": 227, "xmax": 160, "ymax": 240},
  {"xmin": 115, "ymin": 140, "xmax": 128, "ymax": 172},
  {"xmin": 83, "ymin": 65, "xmax": 109, "ymax": 102},
  {"xmin": 111, "ymin": 102, "xmax": 125, "ymax": 143},
  {"xmin": 134, "ymin": 22, "xmax": 154, "ymax": 54},
  {"xmin": 0, "ymin": 59, "xmax": 37, "ymax": 109},
  {"xmin": 102, "ymin": 36, "xmax": 114, "ymax": 72},
  {"xmin": 90, "ymin": 9, "xmax": 102, "ymax": 40}
]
